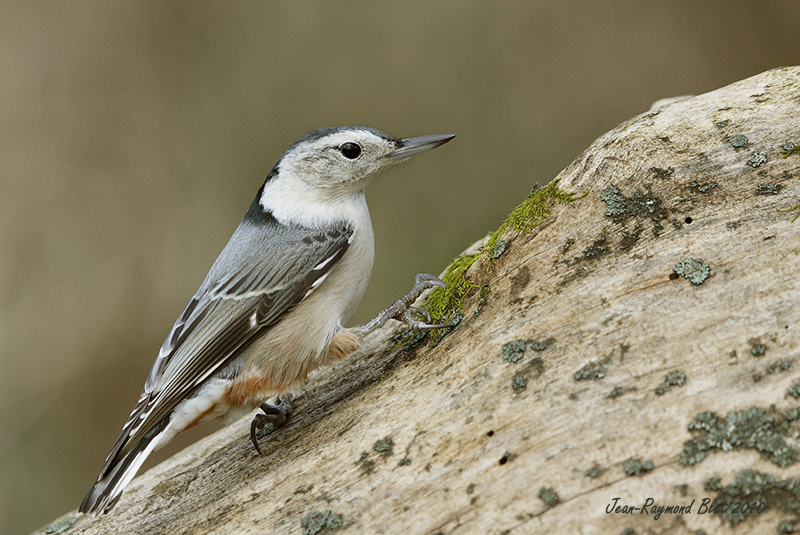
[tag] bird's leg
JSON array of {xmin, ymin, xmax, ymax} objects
[
  {"xmin": 361, "ymin": 273, "xmax": 449, "ymax": 335},
  {"xmin": 250, "ymin": 395, "xmax": 293, "ymax": 455}
]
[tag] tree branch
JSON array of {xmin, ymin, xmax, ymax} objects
[{"xmin": 35, "ymin": 66, "xmax": 800, "ymax": 535}]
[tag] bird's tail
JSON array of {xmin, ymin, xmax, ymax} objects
[{"xmin": 79, "ymin": 422, "xmax": 167, "ymax": 515}]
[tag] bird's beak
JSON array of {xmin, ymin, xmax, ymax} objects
[{"xmin": 387, "ymin": 133, "xmax": 456, "ymax": 159}]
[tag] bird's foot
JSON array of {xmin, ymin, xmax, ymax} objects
[
  {"xmin": 361, "ymin": 273, "xmax": 449, "ymax": 335},
  {"xmin": 250, "ymin": 396, "xmax": 293, "ymax": 455}
]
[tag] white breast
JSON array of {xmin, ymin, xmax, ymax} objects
[{"xmin": 233, "ymin": 189, "xmax": 375, "ymax": 402}]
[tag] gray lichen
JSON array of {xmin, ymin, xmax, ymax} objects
[
  {"xmin": 623, "ymin": 458, "xmax": 654, "ymax": 476},
  {"xmin": 491, "ymin": 239, "xmax": 507, "ymax": 259},
  {"xmin": 673, "ymin": 258, "xmax": 710, "ymax": 285},
  {"xmin": 728, "ymin": 134, "xmax": 749, "ymax": 148},
  {"xmin": 373, "ymin": 437, "xmax": 394, "ymax": 456},
  {"xmin": 44, "ymin": 516, "xmax": 78, "ymax": 535},
  {"xmin": 607, "ymin": 385, "xmax": 636, "ymax": 399},
  {"xmin": 502, "ymin": 340, "xmax": 526, "ymax": 363},
  {"xmin": 681, "ymin": 407, "xmax": 800, "ymax": 468},
  {"xmin": 585, "ymin": 463, "xmax": 606, "ymax": 478},
  {"xmin": 703, "ymin": 470, "xmax": 800, "ymax": 527},
  {"xmin": 749, "ymin": 338, "xmax": 767, "ymax": 356},
  {"xmin": 619, "ymin": 224, "xmax": 643, "ymax": 251},
  {"xmin": 650, "ymin": 166, "xmax": 674, "ymax": 180},
  {"xmin": 512, "ymin": 375, "xmax": 527, "ymax": 391},
  {"xmin": 574, "ymin": 361, "xmax": 607, "ymax": 381},
  {"xmin": 301, "ymin": 510, "xmax": 343, "ymax": 535},
  {"xmin": 688, "ymin": 181, "xmax": 718, "ymax": 193},
  {"xmin": 538, "ymin": 487, "xmax": 560, "ymax": 507},
  {"xmin": 583, "ymin": 237, "xmax": 609, "ymax": 259},
  {"xmin": 747, "ymin": 152, "xmax": 768, "ymax": 167},
  {"xmin": 529, "ymin": 338, "xmax": 555, "ymax": 352},
  {"xmin": 756, "ymin": 183, "xmax": 782, "ymax": 195},
  {"xmin": 655, "ymin": 370, "xmax": 687, "ymax": 395},
  {"xmin": 765, "ymin": 360, "xmax": 791, "ymax": 375},
  {"xmin": 600, "ymin": 185, "xmax": 668, "ymax": 234}
]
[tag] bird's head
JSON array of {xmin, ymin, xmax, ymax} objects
[
  {"xmin": 273, "ymin": 126, "xmax": 454, "ymax": 196},
  {"xmin": 255, "ymin": 126, "xmax": 454, "ymax": 226}
]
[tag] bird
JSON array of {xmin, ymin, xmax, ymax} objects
[{"xmin": 79, "ymin": 126, "xmax": 455, "ymax": 515}]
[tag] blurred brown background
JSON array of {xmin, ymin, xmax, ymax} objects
[{"xmin": 2, "ymin": 2, "xmax": 798, "ymax": 533}]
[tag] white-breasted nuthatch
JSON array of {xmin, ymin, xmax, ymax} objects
[{"xmin": 79, "ymin": 126, "xmax": 455, "ymax": 515}]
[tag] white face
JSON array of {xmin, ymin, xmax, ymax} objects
[
  {"xmin": 258, "ymin": 127, "xmax": 453, "ymax": 226},
  {"xmin": 277, "ymin": 129, "xmax": 403, "ymax": 196}
]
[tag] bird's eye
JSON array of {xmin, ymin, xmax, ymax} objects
[{"xmin": 339, "ymin": 142, "xmax": 362, "ymax": 159}]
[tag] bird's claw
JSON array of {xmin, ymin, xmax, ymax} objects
[
  {"xmin": 414, "ymin": 273, "xmax": 446, "ymax": 290},
  {"xmin": 400, "ymin": 274, "xmax": 447, "ymax": 329},
  {"xmin": 408, "ymin": 306, "xmax": 432, "ymax": 323},
  {"xmin": 250, "ymin": 396, "xmax": 293, "ymax": 455},
  {"xmin": 361, "ymin": 273, "xmax": 448, "ymax": 335},
  {"xmin": 400, "ymin": 309, "xmax": 450, "ymax": 330}
]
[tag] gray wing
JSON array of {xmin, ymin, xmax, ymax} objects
[{"xmin": 98, "ymin": 216, "xmax": 353, "ymax": 476}]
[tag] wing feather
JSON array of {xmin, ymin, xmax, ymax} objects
[{"xmin": 98, "ymin": 215, "xmax": 352, "ymax": 477}]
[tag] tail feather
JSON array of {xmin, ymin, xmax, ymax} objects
[{"xmin": 79, "ymin": 420, "xmax": 168, "ymax": 515}]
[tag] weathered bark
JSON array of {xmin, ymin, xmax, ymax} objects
[{"xmin": 36, "ymin": 66, "xmax": 800, "ymax": 535}]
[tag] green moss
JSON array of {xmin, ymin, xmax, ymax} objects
[
  {"xmin": 485, "ymin": 182, "xmax": 579, "ymax": 257},
  {"xmin": 779, "ymin": 204, "xmax": 800, "ymax": 223},
  {"xmin": 386, "ymin": 328, "xmax": 428, "ymax": 352},
  {"xmin": 781, "ymin": 144, "xmax": 800, "ymax": 157},
  {"xmin": 425, "ymin": 253, "xmax": 480, "ymax": 322},
  {"xmin": 425, "ymin": 181, "xmax": 578, "ymax": 323}
]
